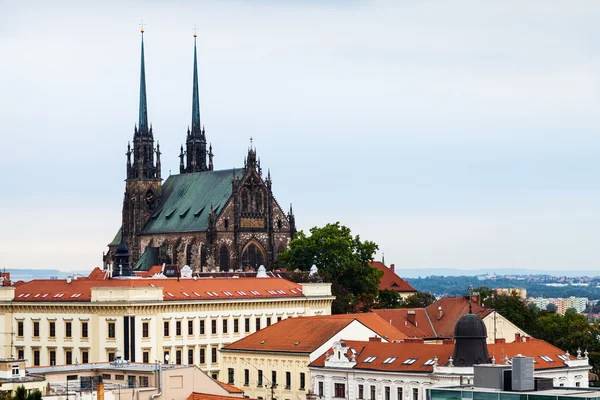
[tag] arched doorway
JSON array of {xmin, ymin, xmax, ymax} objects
[{"xmin": 241, "ymin": 242, "xmax": 265, "ymax": 269}]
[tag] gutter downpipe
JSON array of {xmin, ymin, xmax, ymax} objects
[{"xmin": 138, "ymin": 361, "xmax": 162, "ymax": 400}]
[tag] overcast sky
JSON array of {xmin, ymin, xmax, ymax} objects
[{"xmin": 1, "ymin": 0, "xmax": 599, "ymax": 272}]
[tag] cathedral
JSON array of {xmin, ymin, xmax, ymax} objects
[{"xmin": 103, "ymin": 30, "xmax": 296, "ymax": 272}]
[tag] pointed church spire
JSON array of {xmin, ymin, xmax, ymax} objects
[
  {"xmin": 191, "ymin": 31, "xmax": 201, "ymax": 136},
  {"xmin": 138, "ymin": 26, "xmax": 149, "ymax": 135}
]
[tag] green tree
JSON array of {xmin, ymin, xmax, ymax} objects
[
  {"xmin": 279, "ymin": 222, "xmax": 382, "ymax": 313},
  {"xmin": 26, "ymin": 391, "xmax": 42, "ymax": 400},
  {"xmin": 375, "ymin": 289, "xmax": 403, "ymax": 309},
  {"xmin": 473, "ymin": 286, "xmax": 494, "ymax": 303},
  {"xmin": 546, "ymin": 303, "xmax": 557, "ymax": 313},
  {"xmin": 483, "ymin": 294, "xmax": 538, "ymax": 334},
  {"xmin": 403, "ymin": 292, "xmax": 437, "ymax": 308},
  {"xmin": 13, "ymin": 386, "xmax": 26, "ymax": 400}
]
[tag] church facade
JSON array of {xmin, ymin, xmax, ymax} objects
[{"xmin": 104, "ymin": 31, "xmax": 296, "ymax": 271}]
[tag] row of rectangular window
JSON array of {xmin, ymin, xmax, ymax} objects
[
  {"xmin": 22, "ymin": 316, "xmax": 285, "ymax": 341},
  {"xmin": 160, "ymin": 316, "xmax": 281, "ymax": 338},
  {"xmin": 228, "ymin": 369, "xmax": 305, "ymax": 390},
  {"xmin": 19, "ymin": 321, "xmax": 89, "ymax": 339},
  {"xmin": 321, "ymin": 383, "xmax": 417, "ymax": 400},
  {"xmin": 160, "ymin": 347, "xmax": 217, "ymax": 365},
  {"xmin": 25, "ymin": 349, "xmax": 89, "ymax": 366}
]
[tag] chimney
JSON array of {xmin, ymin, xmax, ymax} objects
[
  {"xmin": 495, "ymin": 338, "xmax": 506, "ymax": 344},
  {"xmin": 369, "ymin": 336, "xmax": 382, "ymax": 342},
  {"xmin": 66, "ymin": 277, "xmax": 72, "ymax": 284},
  {"xmin": 515, "ymin": 333, "xmax": 521, "ymax": 342},
  {"xmin": 407, "ymin": 310, "xmax": 416, "ymax": 326},
  {"xmin": 390, "ymin": 264, "xmax": 395, "ymax": 274},
  {"xmin": 437, "ymin": 306, "xmax": 443, "ymax": 320}
]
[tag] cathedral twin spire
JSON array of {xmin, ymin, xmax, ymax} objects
[{"xmin": 128, "ymin": 28, "xmax": 212, "ymax": 182}]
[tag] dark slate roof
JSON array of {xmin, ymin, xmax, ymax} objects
[
  {"xmin": 134, "ymin": 246, "xmax": 159, "ymax": 271},
  {"xmin": 108, "ymin": 228, "xmax": 122, "ymax": 247},
  {"xmin": 141, "ymin": 169, "xmax": 243, "ymax": 234}
]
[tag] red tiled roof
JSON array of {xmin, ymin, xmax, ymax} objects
[
  {"xmin": 12, "ymin": 277, "xmax": 305, "ymax": 302},
  {"xmin": 369, "ymin": 262, "xmax": 416, "ymax": 293},
  {"xmin": 88, "ymin": 268, "xmax": 106, "ymax": 280},
  {"xmin": 216, "ymin": 380, "xmax": 244, "ymax": 393},
  {"xmin": 135, "ymin": 265, "xmax": 165, "ymax": 278},
  {"xmin": 425, "ymin": 297, "xmax": 492, "ymax": 338},
  {"xmin": 187, "ymin": 393, "xmax": 250, "ymax": 400},
  {"xmin": 372, "ymin": 309, "xmax": 436, "ymax": 338},
  {"xmin": 310, "ymin": 338, "xmax": 574, "ymax": 372},
  {"xmin": 222, "ymin": 313, "xmax": 406, "ymax": 354}
]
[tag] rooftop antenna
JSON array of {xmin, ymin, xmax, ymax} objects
[{"xmin": 468, "ymin": 284, "xmax": 473, "ymax": 314}]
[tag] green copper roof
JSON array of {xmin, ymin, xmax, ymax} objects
[
  {"xmin": 138, "ymin": 32, "xmax": 149, "ymax": 134},
  {"xmin": 108, "ymin": 228, "xmax": 122, "ymax": 247},
  {"xmin": 134, "ymin": 246, "xmax": 159, "ymax": 271},
  {"xmin": 191, "ymin": 36, "xmax": 201, "ymax": 135},
  {"xmin": 141, "ymin": 169, "xmax": 243, "ymax": 234}
]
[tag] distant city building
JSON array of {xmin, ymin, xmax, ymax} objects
[
  {"xmin": 373, "ymin": 295, "xmax": 528, "ymax": 343},
  {"xmin": 495, "ymin": 288, "xmax": 527, "ymax": 299},
  {"xmin": 0, "ymin": 268, "xmax": 333, "ymax": 382},
  {"xmin": 530, "ymin": 297, "xmax": 588, "ymax": 314}
]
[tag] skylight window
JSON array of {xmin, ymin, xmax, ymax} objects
[
  {"xmin": 558, "ymin": 354, "xmax": 569, "ymax": 361},
  {"xmin": 383, "ymin": 357, "xmax": 397, "ymax": 364},
  {"xmin": 166, "ymin": 292, "xmax": 174, "ymax": 297},
  {"xmin": 540, "ymin": 356, "xmax": 554, "ymax": 362},
  {"xmin": 211, "ymin": 292, "xmax": 219, "ymax": 296},
  {"xmin": 182, "ymin": 292, "xmax": 189, "ymax": 297},
  {"xmin": 193, "ymin": 292, "xmax": 200, "ymax": 297},
  {"xmin": 70, "ymin": 294, "xmax": 82, "ymax": 298},
  {"xmin": 402, "ymin": 358, "xmax": 417, "ymax": 365},
  {"xmin": 236, "ymin": 291, "xmax": 247, "ymax": 296},
  {"xmin": 277, "ymin": 290, "xmax": 286, "ymax": 295},
  {"xmin": 364, "ymin": 356, "xmax": 377, "ymax": 363},
  {"xmin": 206, "ymin": 292, "xmax": 214, "ymax": 297},
  {"xmin": 42, "ymin": 294, "xmax": 48, "ymax": 298},
  {"xmin": 223, "ymin": 291, "xmax": 233, "ymax": 296},
  {"xmin": 506, "ymin": 359, "xmax": 513, "ymax": 364},
  {"xmin": 34, "ymin": 294, "xmax": 40, "ymax": 298},
  {"xmin": 17, "ymin": 294, "xmax": 24, "ymax": 298},
  {"xmin": 250, "ymin": 290, "xmax": 261, "ymax": 295},
  {"xmin": 290, "ymin": 289, "xmax": 297, "ymax": 294},
  {"xmin": 423, "ymin": 359, "xmax": 436, "ymax": 366}
]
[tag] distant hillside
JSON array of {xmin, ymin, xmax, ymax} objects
[
  {"xmin": 5, "ymin": 269, "xmax": 93, "ymax": 282},
  {"xmin": 397, "ymin": 268, "xmax": 600, "ymax": 279}
]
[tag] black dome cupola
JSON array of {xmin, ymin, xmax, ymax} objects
[{"xmin": 452, "ymin": 312, "xmax": 490, "ymax": 367}]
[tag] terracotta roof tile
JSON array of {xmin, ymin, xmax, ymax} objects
[
  {"xmin": 12, "ymin": 277, "xmax": 305, "ymax": 302},
  {"xmin": 222, "ymin": 313, "xmax": 406, "ymax": 354},
  {"xmin": 369, "ymin": 262, "xmax": 416, "ymax": 293},
  {"xmin": 216, "ymin": 380, "xmax": 244, "ymax": 393},
  {"xmin": 372, "ymin": 309, "xmax": 436, "ymax": 338},
  {"xmin": 425, "ymin": 297, "xmax": 492, "ymax": 338},
  {"xmin": 310, "ymin": 338, "xmax": 574, "ymax": 372}
]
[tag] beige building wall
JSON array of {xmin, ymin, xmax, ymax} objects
[
  {"xmin": 482, "ymin": 311, "xmax": 528, "ymax": 343},
  {"xmin": 0, "ymin": 283, "xmax": 333, "ymax": 381}
]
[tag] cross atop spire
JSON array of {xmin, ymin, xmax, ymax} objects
[
  {"xmin": 138, "ymin": 24, "xmax": 149, "ymax": 136},
  {"xmin": 191, "ymin": 30, "xmax": 201, "ymax": 137}
]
